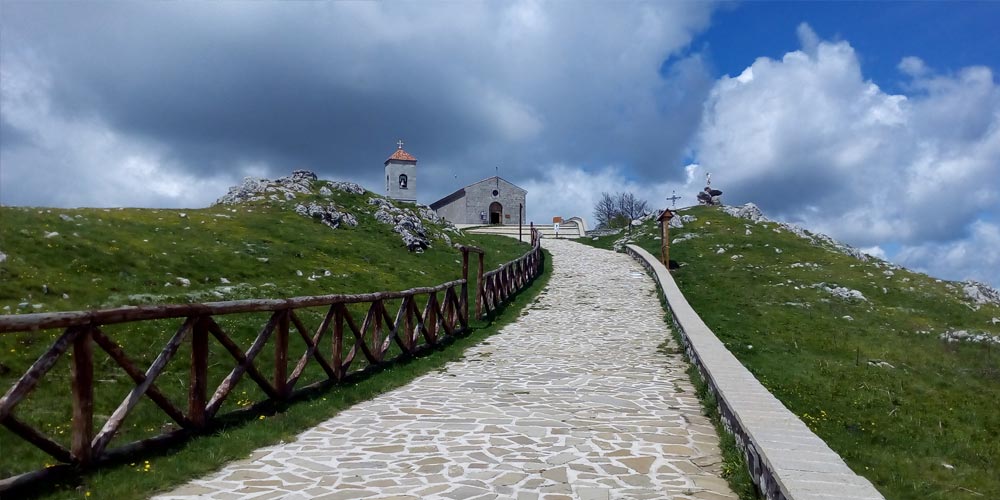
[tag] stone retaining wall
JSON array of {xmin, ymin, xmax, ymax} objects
[{"xmin": 625, "ymin": 244, "xmax": 885, "ymax": 500}]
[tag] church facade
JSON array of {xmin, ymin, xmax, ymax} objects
[{"xmin": 430, "ymin": 176, "xmax": 527, "ymax": 225}]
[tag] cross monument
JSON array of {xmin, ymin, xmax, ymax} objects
[{"xmin": 667, "ymin": 190, "xmax": 682, "ymax": 208}]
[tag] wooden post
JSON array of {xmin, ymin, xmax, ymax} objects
[
  {"xmin": 70, "ymin": 327, "xmax": 94, "ymax": 466},
  {"xmin": 275, "ymin": 309, "xmax": 289, "ymax": 399},
  {"xmin": 519, "ymin": 203, "xmax": 523, "ymax": 242},
  {"xmin": 476, "ymin": 252, "xmax": 484, "ymax": 318},
  {"xmin": 426, "ymin": 292, "xmax": 438, "ymax": 344},
  {"xmin": 460, "ymin": 248, "xmax": 469, "ymax": 325},
  {"xmin": 332, "ymin": 305, "xmax": 344, "ymax": 380},
  {"xmin": 658, "ymin": 208, "xmax": 674, "ymax": 268},
  {"xmin": 189, "ymin": 316, "xmax": 209, "ymax": 428}
]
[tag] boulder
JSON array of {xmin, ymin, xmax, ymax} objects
[
  {"xmin": 963, "ymin": 281, "xmax": 1000, "ymax": 308},
  {"xmin": 293, "ymin": 202, "xmax": 358, "ymax": 230},
  {"xmin": 368, "ymin": 197, "xmax": 432, "ymax": 251}
]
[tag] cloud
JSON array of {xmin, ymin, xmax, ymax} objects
[
  {"xmin": 1, "ymin": 2, "xmax": 717, "ymax": 207},
  {"xmin": 895, "ymin": 221, "xmax": 1000, "ymax": 286},
  {"xmin": 693, "ymin": 24, "xmax": 1000, "ymax": 285},
  {"xmin": 898, "ymin": 56, "xmax": 928, "ymax": 77},
  {"xmin": 0, "ymin": 51, "xmax": 234, "ymax": 207},
  {"xmin": 520, "ymin": 164, "xmax": 698, "ymax": 228}
]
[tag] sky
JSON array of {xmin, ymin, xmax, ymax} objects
[{"xmin": 1, "ymin": 1, "xmax": 999, "ymax": 287}]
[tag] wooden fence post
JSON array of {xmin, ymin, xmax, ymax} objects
[
  {"xmin": 70, "ymin": 327, "xmax": 94, "ymax": 466},
  {"xmin": 476, "ymin": 252, "xmax": 484, "ymax": 318},
  {"xmin": 275, "ymin": 309, "xmax": 290, "ymax": 399},
  {"xmin": 461, "ymin": 248, "xmax": 470, "ymax": 325},
  {"xmin": 332, "ymin": 305, "xmax": 344, "ymax": 381},
  {"xmin": 189, "ymin": 316, "xmax": 209, "ymax": 428}
]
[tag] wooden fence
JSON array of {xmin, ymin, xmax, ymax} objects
[{"xmin": 0, "ymin": 228, "xmax": 541, "ymax": 492}]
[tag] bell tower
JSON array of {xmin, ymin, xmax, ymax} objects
[{"xmin": 384, "ymin": 140, "xmax": 417, "ymax": 203}]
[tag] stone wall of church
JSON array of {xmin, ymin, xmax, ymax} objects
[
  {"xmin": 385, "ymin": 161, "xmax": 417, "ymax": 202},
  {"xmin": 433, "ymin": 196, "xmax": 468, "ymax": 224},
  {"xmin": 462, "ymin": 178, "xmax": 526, "ymax": 225}
]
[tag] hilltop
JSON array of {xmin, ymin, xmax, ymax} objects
[
  {"xmin": 584, "ymin": 204, "xmax": 1000, "ymax": 500},
  {"xmin": 0, "ymin": 170, "xmax": 529, "ymax": 314},
  {"xmin": 0, "ymin": 171, "xmax": 536, "ymax": 483}
]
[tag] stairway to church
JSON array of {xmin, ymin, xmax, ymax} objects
[{"xmin": 462, "ymin": 221, "xmax": 585, "ymax": 239}]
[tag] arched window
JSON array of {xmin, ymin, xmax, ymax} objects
[{"xmin": 399, "ymin": 174, "xmax": 408, "ymax": 189}]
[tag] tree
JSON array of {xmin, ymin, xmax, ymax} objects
[
  {"xmin": 593, "ymin": 191, "xmax": 650, "ymax": 229},
  {"xmin": 594, "ymin": 192, "xmax": 618, "ymax": 229},
  {"xmin": 617, "ymin": 192, "xmax": 649, "ymax": 223}
]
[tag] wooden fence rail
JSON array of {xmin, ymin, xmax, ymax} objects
[{"xmin": 0, "ymin": 229, "xmax": 541, "ymax": 493}]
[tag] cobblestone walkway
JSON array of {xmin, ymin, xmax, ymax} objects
[{"xmin": 157, "ymin": 239, "xmax": 736, "ymax": 500}]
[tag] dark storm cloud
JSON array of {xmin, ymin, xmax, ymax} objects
[{"xmin": 1, "ymin": 2, "xmax": 718, "ymax": 206}]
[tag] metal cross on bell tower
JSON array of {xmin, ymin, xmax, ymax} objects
[{"xmin": 397, "ymin": 139, "xmax": 405, "ymax": 149}]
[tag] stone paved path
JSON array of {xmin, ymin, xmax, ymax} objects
[{"xmin": 157, "ymin": 239, "xmax": 736, "ymax": 500}]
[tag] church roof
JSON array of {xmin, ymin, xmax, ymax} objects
[{"xmin": 386, "ymin": 148, "xmax": 417, "ymax": 163}]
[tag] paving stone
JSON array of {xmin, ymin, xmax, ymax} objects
[{"xmin": 154, "ymin": 239, "xmax": 734, "ymax": 499}]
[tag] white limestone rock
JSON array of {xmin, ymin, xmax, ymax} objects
[
  {"xmin": 176, "ymin": 277, "xmax": 191, "ymax": 287},
  {"xmin": 723, "ymin": 203, "xmax": 766, "ymax": 223},
  {"xmin": 939, "ymin": 329, "xmax": 1000, "ymax": 345},
  {"xmin": 327, "ymin": 181, "xmax": 366, "ymax": 195},
  {"xmin": 962, "ymin": 281, "xmax": 1000, "ymax": 308},
  {"xmin": 368, "ymin": 197, "xmax": 432, "ymax": 251},
  {"xmin": 44, "ymin": 231, "xmax": 59, "ymax": 238},
  {"xmin": 215, "ymin": 170, "xmax": 318, "ymax": 205},
  {"xmin": 813, "ymin": 283, "xmax": 867, "ymax": 301},
  {"xmin": 723, "ymin": 202, "xmax": 876, "ymax": 262},
  {"xmin": 0, "ymin": 251, "xmax": 6, "ymax": 263},
  {"xmin": 294, "ymin": 202, "xmax": 358, "ymax": 230},
  {"xmin": 867, "ymin": 359, "xmax": 894, "ymax": 369}
]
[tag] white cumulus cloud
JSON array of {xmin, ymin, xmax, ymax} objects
[{"xmin": 693, "ymin": 24, "xmax": 1000, "ymax": 285}]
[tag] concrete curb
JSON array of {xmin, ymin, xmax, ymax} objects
[{"xmin": 625, "ymin": 244, "xmax": 885, "ymax": 500}]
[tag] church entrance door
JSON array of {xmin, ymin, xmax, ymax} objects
[{"xmin": 489, "ymin": 202, "xmax": 503, "ymax": 224}]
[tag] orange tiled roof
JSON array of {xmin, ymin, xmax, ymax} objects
[{"xmin": 386, "ymin": 148, "xmax": 417, "ymax": 162}]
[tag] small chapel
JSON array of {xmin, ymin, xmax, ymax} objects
[
  {"xmin": 383, "ymin": 141, "xmax": 527, "ymax": 225},
  {"xmin": 430, "ymin": 176, "xmax": 527, "ymax": 225}
]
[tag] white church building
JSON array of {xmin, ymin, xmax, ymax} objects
[{"xmin": 382, "ymin": 141, "xmax": 528, "ymax": 226}]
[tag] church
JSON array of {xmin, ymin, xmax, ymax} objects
[
  {"xmin": 383, "ymin": 141, "xmax": 527, "ymax": 226},
  {"xmin": 430, "ymin": 176, "xmax": 527, "ymax": 225}
]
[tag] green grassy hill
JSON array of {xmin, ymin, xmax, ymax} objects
[
  {"xmin": 585, "ymin": 204, "xmax": 1000, "ymax": 500},
  {"xmin": 0, "ymin": 172, "xmax": 526, "ymax": 312},
  {"xmin": 0, "ymin": 171, "xmax": 532, "ymax": 482}
]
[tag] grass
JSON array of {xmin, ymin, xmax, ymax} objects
[
  {"xmin": 581, "ymin": 205, "xmax": 1000, "ymax": 500},
  {"xmin": 0, "ymin": 181, "xmax": 541, "ymax": 494},
  {"xmin": 23, "ymin": 249, "xmax": 553, "ymax": 500}
]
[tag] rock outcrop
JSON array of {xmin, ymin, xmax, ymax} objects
[
  {"xmin": 724, "ymin": 203, "xmax": 877, "ymax": 262},
  {"xmin": 215, "ymin": 170, "xmax": 366, "ymax": 206},
  {"xmin": 368, "ymin": 197, "xmax": 432, "ymax": 251},
  {"xmin": 294, "ymin": 202, "xmax": 358, "ymax": 230},
  {"xmin": 963, "ymin": 281, "xmax": 1000, "ymax": 308}
]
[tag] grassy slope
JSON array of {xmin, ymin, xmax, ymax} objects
[
  {"xmin": 32, "ymin": 252, "xmax": 553, "ymax": 500},
  {"xmin": 582, "ymin": 205, "xmax": 1000, "ymax": 500},
  {"xmin": 0, "ymin": 182, "xmax": 533, "ymax": 481}
]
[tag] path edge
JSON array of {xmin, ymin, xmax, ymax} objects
[{"xmin": 625, "ymin": 244, "xmax": 885, "ymax": 500}]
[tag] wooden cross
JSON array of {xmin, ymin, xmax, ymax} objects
[
  {"xmin": 666, "ymin": 190, "xmax": 682, "ymax": 208},
  {"xmin": 397, "ymin": 139, "xmax": 404, "ymax": 149}
]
